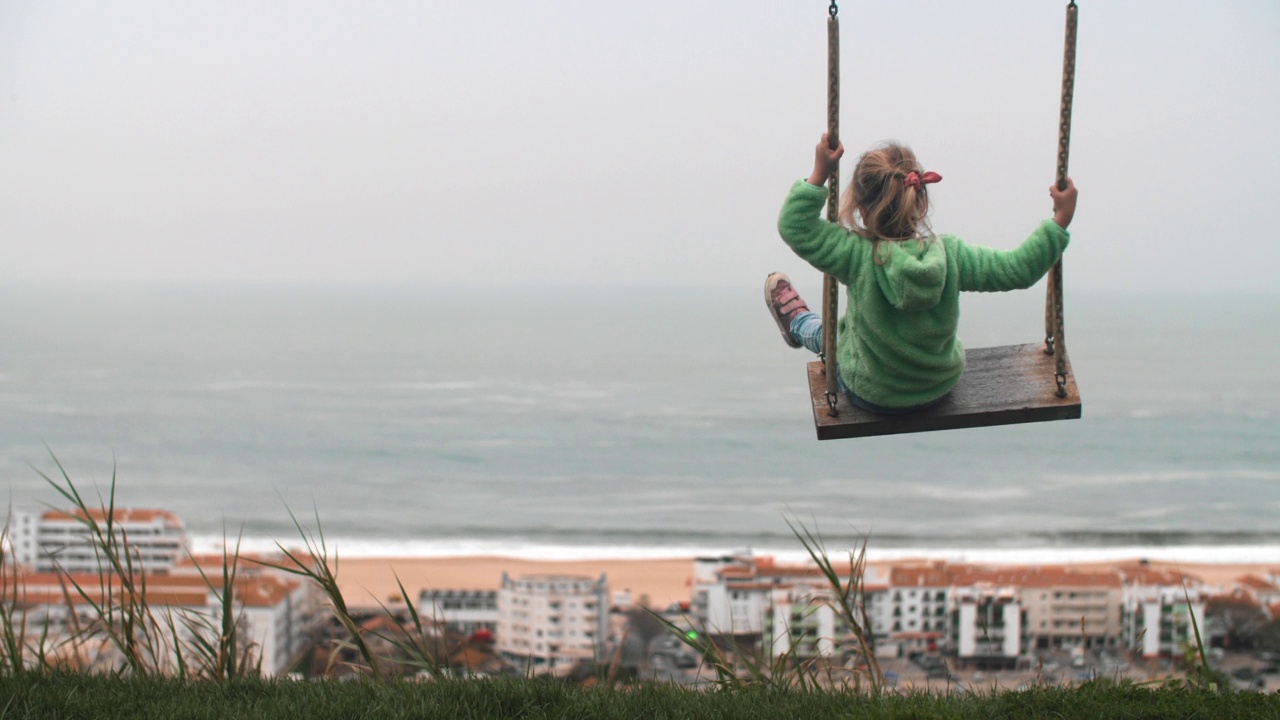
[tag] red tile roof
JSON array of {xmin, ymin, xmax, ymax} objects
[
  {"xmin": 40, "ymin": 508, "xmax": 183, "ymax": 528},
  {"xmin": 1238, "ymin": 575, "xmax": 1279, "ymax": 592},
  {"xmin": 4, "ymin": 569, "xmax": 300, "ymax": 608}
]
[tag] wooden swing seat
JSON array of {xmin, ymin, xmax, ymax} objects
[{"xmin": 807, "ymin": 343, "xmax": 1081, "ymax": 440}]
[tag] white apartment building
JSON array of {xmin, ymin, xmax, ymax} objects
[
  {"xmin": 767, "ymin": 585, "xmax": 840, "ymax": 660},
  {"xmin": 876, "ymin": 565, "xmax": 951, "ymax": 656},
  {"xmin": 692, "ymin": 551, "xmax": 895, "ymax": 665},
  {"xmin": 497, "ymin": 573, "xmax": 608, "ymax": 671},
  {"xmin": 1018, "ymin": 569, "xmax": 1123, "ymax": 651},
  {"xmin": 1236, "ymin": 575, "xmax": 1280, "ymax": 610},
  {"xmin": 8, "ymin": 563, "xmax": 324, "ymax": 677},
  {"xmin": 692, "ymin": 555, "xmax": 1234, "ymax": 668},
  {"xmin": 1118, "ymin": 566, "xmax": 1207, "ymax": 659},
  {"xmin": 692, "ymin": 552, "xmax": 766, "ymax": 638},
  {"xmin": 952, "ymin": 585, "xmax": 1023, "ymax": 669},
  {"xmin": 233, "ymin": 573, "xmax": 324, "ymax": 676},
  {"xmin": 9, "ymin": 508, "xmax": 188, "ymax": 574},
  {"xmin": 419, "ymin": 589, "xmax": 498, "ymax": 636}
]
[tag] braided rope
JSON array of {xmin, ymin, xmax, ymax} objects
[
  {"xmin": 1045, "ymin": 1, "xmax": 1077, "ymax": 398},
  {"xmin": 822, "ymin": 13, "xmax": 841, "ymax": 415}
]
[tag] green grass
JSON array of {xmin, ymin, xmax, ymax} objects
[{"xmin": 1, "ymin": 673, "xmax": 1278, "ymax": 720}]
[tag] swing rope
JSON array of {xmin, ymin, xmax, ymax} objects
[
  {"xmin": 821, "ymin": 1, "xmax": 840, "ymax": 416},
  {"xmin": 1045, "ymin": 0, "xmax": 1078, "ymax": 398}
]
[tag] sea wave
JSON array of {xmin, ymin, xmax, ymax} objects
[
  {"xmin": 204, "ymin": 380, "xmax": 334, "ymax": 392},
  {"xmin": 1044, "ymin": 469, "xmax": 1280, "ymax": 486},
  {"xmin": 189, "ymin": 532, "xmax": 1280, "ymax": 567},
  {"xmin": 381, "ymin": 381, "xmax": 483, "ymax": 392}
]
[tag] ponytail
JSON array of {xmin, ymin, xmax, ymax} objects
[{"xmin": 837, "ymin": 144, "xmax": 938, "ymax": 263}]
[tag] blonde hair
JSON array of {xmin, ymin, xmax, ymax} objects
[{"xmin": 838, "ymin": 143, "xmax": 934, "ymax": 262}]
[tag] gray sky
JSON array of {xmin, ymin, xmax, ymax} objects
[{"xmin": 2, "ymin": 1, "xmax": 1277, "ymax": 292}]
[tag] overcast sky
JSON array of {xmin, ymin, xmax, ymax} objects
[{"xmin": 2, "ymin": 1, "xmax": 1277, "ymax": 292}]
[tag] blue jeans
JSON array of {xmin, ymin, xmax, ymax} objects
[{"xmin": 790, "ymin": 311, "xmax": 937, "ymax": 416}]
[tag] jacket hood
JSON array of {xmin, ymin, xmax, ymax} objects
[{"xmin": 872, "ymin": 238, "xmax": 947, "ymax": 312}]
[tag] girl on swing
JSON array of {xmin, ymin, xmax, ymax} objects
[{"xmin": 767, "ymin": 135, "xmax": 1078, "ymax": 414}]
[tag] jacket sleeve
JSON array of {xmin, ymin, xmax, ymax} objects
[
  {"xmin": 954, "ymin": 220, "xmax": 1070, "ymax": 292},
  {"xmin": 776, "ymin": 180, "xmax": 864, "ymax": 283}
]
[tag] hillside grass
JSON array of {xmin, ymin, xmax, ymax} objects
[{"xmin": 2, "ymin": 674, "xmax": 1279, "ymax": 720}]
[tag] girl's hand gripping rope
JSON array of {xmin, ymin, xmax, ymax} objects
[
  {"xmin": 808, "ymin": 133, "xmax": 845, "ymax": 187},
  {"xmin": 1050, "ymin": 177, "xmax": 1078, "ymax": 230}
]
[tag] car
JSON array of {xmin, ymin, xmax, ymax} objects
[{"xmin": 1232, "ymin": 667, "xmax": 1258, "ymax": 681}]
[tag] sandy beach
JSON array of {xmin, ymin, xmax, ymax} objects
[
  {"xmin": 334, "ymin": 556, "xmax": 697, "ymax": 610},
  {"xmin": 332, "ymin": 555, "xmax": 1279, "ymax": 611}
]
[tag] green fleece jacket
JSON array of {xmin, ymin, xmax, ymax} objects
[{"xmin": 777, "ymin": 179, "xmax": 1070, "ymax": 408}]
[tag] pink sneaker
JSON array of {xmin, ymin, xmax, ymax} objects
[{"xmin": 765, "ymin": 272, "xmax": 808, "ymax": 349}]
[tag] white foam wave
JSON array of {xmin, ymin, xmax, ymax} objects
[
  {"xmin": 382, "ymin": 381, "xmax": 482, "ymax": 391},
  {"xmin": 861, "ymin": 545, "xmax": 1280, "ymax": 567},
  {"xmin": 1116, "ymin": 507, "xmax": 1174, "ymax": 521},
  {"xmin": 188, "ymin": 534, "xmax": 1280, "ymax": 568},
  {"xmin": 906, "ymin": 485, "xmax": 1031, "ymax": 502},
  {"xmin": 1045, "ymin": 469, "xmax": 1280, "ymax": 486},
  {"xmin": 205, "ymin": 380, "xmax": 331, "ymax": 392},
  {"xmin": 481, "ymin": 394, "xmax": 539, "ymax": 406},
  {"xmin": 40, "ymin": 404, "xmax": 80, "ymax": 416},
  {"xmin": 464, "ymin": 438, "xmax": 559, "ymax": 449}
]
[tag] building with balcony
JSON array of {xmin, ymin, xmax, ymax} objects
[
  {"xmin": 496, "ymin": 573, "xmax": 608, "ymax": 671},
  {"xmin": 877, "ymin": 565, "xmax": 951, "ymax": 656},
  {"xmin": 692, "ymin": 551, "xmax": 890, "ymax": 662},
  {"xmin": 946, "ymin": 565, "xmax": 1124, "ymax": 654},
  {"xmin": 1118, "ymin": 566, "xmax": 1207, "ymax": 659},
  {"xmin": 419, "ymin": 589, "xmax": 498, "ymax": 636},
  {"xmin": 951, "ymin": 583, "xmax": 1023, "ymax": 670},
  {"xmin": 5, "ymin": 562, "xmax": 323, "ymax": 676},
  {"xmin": 9, "ymin": 507, "xmax": 188, "ymax": 574}
]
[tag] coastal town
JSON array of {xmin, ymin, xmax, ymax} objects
[{"xmin": 5, "ymin": 506, "xmax": 1280, "ymax": 691}]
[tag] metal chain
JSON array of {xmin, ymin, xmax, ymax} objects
[
  {"xmin": 822, "ymin": 11, "xmax": 841, "ymax": 416},
  {"xmin": 1045, "ymin": 1, "xmax": 1077, "ymax": 399},
  {"xmin": 829, "ymin": 1, "xmax": 838, "ymax": 18}
]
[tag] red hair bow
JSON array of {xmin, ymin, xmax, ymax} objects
[{"xmin": 904, "ymin": 171, "xmax": 942, "ymax": 190}]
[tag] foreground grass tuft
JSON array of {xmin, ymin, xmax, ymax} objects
[{"xmin": 2, "ymin": 673, "xmax": 1279, "ymax": 720}]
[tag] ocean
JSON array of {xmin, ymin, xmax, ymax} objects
[{"xmin": 2, "ymin": 284, "xmax": 1278, "ymax": 565}]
